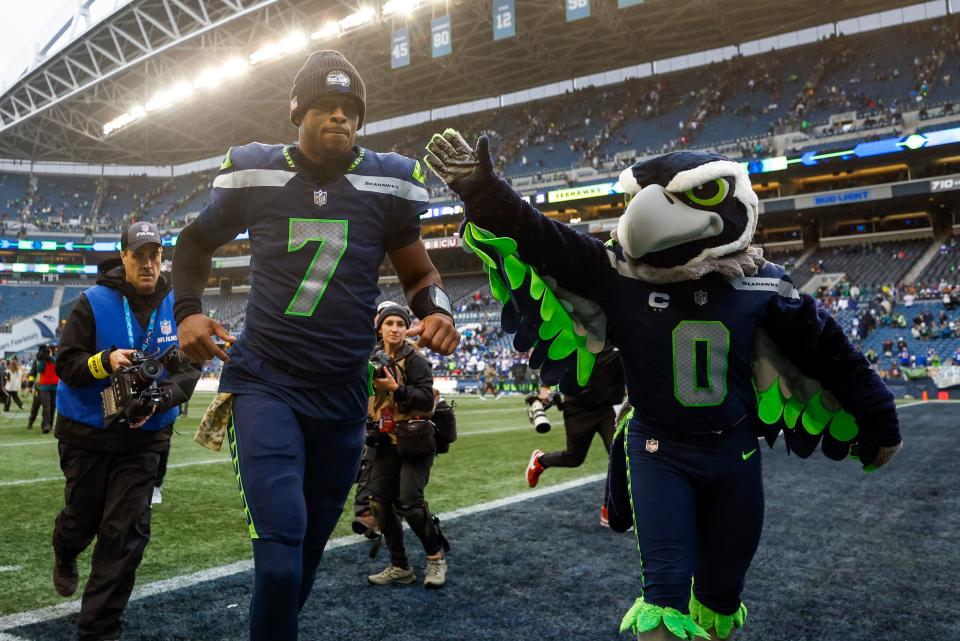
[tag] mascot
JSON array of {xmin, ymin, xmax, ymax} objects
[{"xmin": 424, "ymin": 130, "xmax": 902, "ymax": 641}]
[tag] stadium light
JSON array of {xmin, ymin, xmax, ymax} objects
[
  {"xmin": 193, "ymin": 58, "xmax": 248, "ymax": 89},
  {"xmin": 103, "ymin": 106, "xmax": 145, "ymax": 135},
  {"xmin": 311, "ymin": 21, "xmax": 340, "ymax": 40},
  {"xmin": 249, "ymin": 31, "xmax": 308, "ymax": 65},
  {"xmin": 145, "ymin": 82, "xmax": 194, "ymax": 112},
  {"xmin": 382, "ymin": 0, "xmax": 424, "ymax": 17},
  {"xmin": 340, "ymin": 6, "xmax": 375, "ymax": 30}
]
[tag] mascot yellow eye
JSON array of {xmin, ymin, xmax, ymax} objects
[{"xmin": 684, "ymin": 178, "xmax": 728, "ymax": 207}]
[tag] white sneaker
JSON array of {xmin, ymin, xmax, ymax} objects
[
  {"xmin": 151, "ymin": 487, "xmax": 162, "ymax": 505},
  {"xmin": 423, "ymin": 557, "xmax": 447, "ymax": 588},
  {"xmin": 367, "ymin": 565, "xmax": 415, "ymax": 585}
]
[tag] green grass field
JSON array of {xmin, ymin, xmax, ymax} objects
[{"xmin": 0, "ymin": 392, "xmax": 608, "ymax": 616}]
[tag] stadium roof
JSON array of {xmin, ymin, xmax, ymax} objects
[{"xmin": 0, "ymin": 0, "xmax": 930, "ymax": 166}]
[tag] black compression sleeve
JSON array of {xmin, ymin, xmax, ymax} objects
[{"xmin": 172, "ymin": 219, "xmax": 237, "ymax": 323}]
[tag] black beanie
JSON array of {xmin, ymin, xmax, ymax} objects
[
  {"xmin": 376, "ymin": 304, "xmax": 411, "ymax": 332},
  {"xmin": 290, "ymin": 50, "xmax": 366, "ymax": 127}
]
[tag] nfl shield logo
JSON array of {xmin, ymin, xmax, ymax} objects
[
  {"xmin": 645, "ymin": 438, "xmax": 659, "ymax": 453},
  {"xmin": 314, "ymin": 190, "xmax": 327, "ymax": 207},
  {"xmin": 694, "ymin": 290, "xmax": 708, "ymax": 306},
  {"xmin": 160, "ymin": 320, "xmax": 172, "ymax": 335},
  {"xmin": 140, "ymin": 223, "xmax": 149, "ymax": 232}
]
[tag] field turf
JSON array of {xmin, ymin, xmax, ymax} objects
[{"xmin": 0, "ymin": 397, "xmax": 955, "ymax": 640}]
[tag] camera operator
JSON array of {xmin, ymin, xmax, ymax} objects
[
  {"xmin": 52, "ymin": 222, "xmax": 200, "ymax": 641},
  {"xmin": 365, "ymin": 304, "xmax": 449, "ymax": 588},
  {"xmin": 525, "ymin": 345, "xmax": 625, "ymax": 525}
]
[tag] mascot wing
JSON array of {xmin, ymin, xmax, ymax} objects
[
  {"xmin": 752, "ymin": 328, "xmax": 862, "ymax": 462},
  {"xmin": 461, "ymin": 222, "xmax": 607, "ymax": 393}
]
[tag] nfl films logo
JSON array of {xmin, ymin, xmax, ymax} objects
[
  {"xmin": 314, "ymin": 190, "xmax": 327, "ymax": 207},
  {"xmin": 160, "ymin": 320, "xmax": 172, "ymax": 335},
  {"xmin": 694, "ymin": 290, "xmax": 708, "ymax": 306}
]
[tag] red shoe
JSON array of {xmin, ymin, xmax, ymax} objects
[
  {"xmin": 600, "ymin": 504, "xmax": 610, "ymax": 528},
  {"xmin": 526, "ymin": 449, "xmax": 545, "ymax": 488}
]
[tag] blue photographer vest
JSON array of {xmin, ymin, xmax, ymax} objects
[{"xmin": 56, "ymin": 286, "xmax": 180, "ymax": 431}]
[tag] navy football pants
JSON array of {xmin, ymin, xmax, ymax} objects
[
  {"xmin": 228, "ymin": 391, "xmax": 365, "ymax": 641},
  {"xmin": 625, "ymin": 419, "xmax": 764, "ymax": 615}
]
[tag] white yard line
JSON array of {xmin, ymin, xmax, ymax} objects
[
  {"xmin": 0, "ymin": 473, "xmax": 603, "ymax": 632},
  {"xmin": 0, "ymin": 458, "xmax": 226, "ymax": 488}
]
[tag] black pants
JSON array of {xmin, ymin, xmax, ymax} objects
[
  {"xmin": 3, "ymin": 391, "xmax": 23, "ymax": 411},
  {"xmin": 155, "ymin": 442, "xmax": 170, "ymax": 488},
  {"xmin": 52, "ymin": 441, "xmax": 161, "ymax": 641},
  {"xmin": 367, "ymin": 444, "xmax": 441, "ymax": 568},
  {"xmin": 540, "ymin": 406, "xmax": 615, "ymax": 469},
  {"xmin": 353, "ymin": 444, "xmax": 376, "ymax": 516},
  {"xmin": 30, "ymin": 390, "xmax": 56, "ymax": 431}
]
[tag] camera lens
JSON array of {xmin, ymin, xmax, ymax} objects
[{"xmin": 137, "ymin": 359, "xmax": 162, "ymax": 381}]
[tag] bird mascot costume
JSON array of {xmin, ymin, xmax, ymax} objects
[{"xmin": 424, "ymin": 130, "xmax": 902, "ymax": 641}]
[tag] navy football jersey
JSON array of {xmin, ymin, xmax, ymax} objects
[
  {"xmin": 458, "ymin": 180, "xmax": 898, "ymax": 439},
  {"xmin": 193, "ymin": 143, "xmax": 428, "ymax": 379}
]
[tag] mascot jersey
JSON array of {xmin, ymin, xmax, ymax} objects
[{"xmin": 441, "ymin": 145, "xmax": 901, "ymax": 641}]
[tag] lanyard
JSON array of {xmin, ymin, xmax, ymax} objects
[{"xmin": 123, "ymin": 296, "xmax": 157, "ymax": 352}]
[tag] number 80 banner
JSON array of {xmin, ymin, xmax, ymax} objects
[{"xmin": 432, "ymin": 16, "xmax": 452, "ymax": 58}]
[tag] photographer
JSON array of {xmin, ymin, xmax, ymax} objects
[
  {"xmin": 365, "ymin": 304, "xmax": 448, "ymax": 588},
  {"xmin": 52, "ymin": 222, "xmax": 200, "ymax": 641},
  {"xmin": 525, "ymin": 346, "xmax": 625, "ymax": 525},
  {"xmin": 3, "ymin": 357, "xmax": 24, "ymax": 412}
]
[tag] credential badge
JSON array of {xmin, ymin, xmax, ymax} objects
[
  {"xmin": 645, "ymin": 438, "xmax": 659, "ymax": 453},
  {"xmin": 694, "ymin": 290, "xmax": 708, "ymax": 306},
  {"xmin": 314, "ymin": 190, "xmax": 327, "ymax": 207}
]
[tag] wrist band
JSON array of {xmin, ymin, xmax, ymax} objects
[
  {"xmin": 410, "ymin": 285, "xmax": 454, "ymax": 320},
  {"xmin": 88, "ymin": 351, "xmax": 109, "ymax": 379}
]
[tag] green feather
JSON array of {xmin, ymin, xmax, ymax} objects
[
  {"xmin": 783, "ymin": 396, "xmax": 805, "ymax": 429},
  {"xmin": 756, "ymin": 378, "xmax": 785, "ymax": 425},
  {"xmin": 801, "ymin": 391, "xmax": 831, "ymax": 435},
  {"xmin": 828, "ymin": 410, "xmax": 858, "ymax": 442}
]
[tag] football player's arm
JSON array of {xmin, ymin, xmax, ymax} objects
[
  {"xmin": 762, "ymin": 287, "xmax": 901, "ymax": 467},
  {"xmin": 388, "ymin": 240, "xmax": 460, "ymax": 356},
  {"xmin": 425, "ymin": 131, "xmax": 614, "ymax": 301},
  {"xmin": 172, "ymin": 198, "xmax": 241, "ymax": 363}
]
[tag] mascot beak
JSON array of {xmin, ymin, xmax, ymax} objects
[{"xmin": 614, "ymin": 184, "xmax": 724, "ymax": 260}]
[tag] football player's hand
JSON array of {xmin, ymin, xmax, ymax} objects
[
  {"xmin": 424, "ymin": 130, "xmax": 495, "ymax": 195},
  {"xmin": 177, "ymin": 314, "xmax": 237, "ymax": 363},
  {"xmin": 406, "ymin": 313, "xmax": 460, "ymax": 355}
]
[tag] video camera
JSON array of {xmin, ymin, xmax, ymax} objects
[
  {"xmin": 525, "ymin": 391, "xmax": 564, "ymax": 434},
  {"xmin": 101, "ymin": 346, "xmax": 186, "ymax": 426}
]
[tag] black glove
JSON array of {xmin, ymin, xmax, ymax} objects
[{"xmin": 424, "ymin": 129, "xmax": 495, "ymax": 196}]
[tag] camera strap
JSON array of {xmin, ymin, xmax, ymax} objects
[{"xmin": 123, "ymin": 296, "xmax": 158, "ymax": 352}]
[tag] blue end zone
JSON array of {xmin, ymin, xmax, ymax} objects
[{"xmin": 9, "ymin": 403, "xmax": 958, "ymax": 640}]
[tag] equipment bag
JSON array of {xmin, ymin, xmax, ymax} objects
[{"xmin": 396, "ymin": 419, "xmax": 436, "ymax": 458}]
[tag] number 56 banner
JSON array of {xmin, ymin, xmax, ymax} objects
[{"xmin": 566, "ymin": 0, "xmax": 589, "ymax": 21}]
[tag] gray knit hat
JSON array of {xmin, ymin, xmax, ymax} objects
[{"xmin": 290, "ymin": 50, "xmax": 366, "ymax": 127}]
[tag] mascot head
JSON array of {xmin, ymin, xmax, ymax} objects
[{"xmin": 614, "ymin": 151, "xmax": 758, "ymax": 272}]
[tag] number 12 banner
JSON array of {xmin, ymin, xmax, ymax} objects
[{"xmin": 493, "ymin": 0, "xmax": 515, "ymax": 41}]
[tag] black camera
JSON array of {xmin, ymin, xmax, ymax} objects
[
  {"xmin": 370, "ymin": 350, "xmax": 393, "ymax": 379},
  {"xmin": 525, "ymin": 391, "xmax": 563, "ymax": 434},
  {"xmin": 101, "ymin": 346, "xmax": 186, "ymax": 426}
]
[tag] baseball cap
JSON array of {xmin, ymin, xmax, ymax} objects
[{"xmin": 121, "ymin": 222, "xmax": 162, "ymax": 252}]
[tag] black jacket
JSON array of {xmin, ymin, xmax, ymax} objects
[{"xmin": 55, "ymin": 262, "xmax": 201, "ymax": 451}]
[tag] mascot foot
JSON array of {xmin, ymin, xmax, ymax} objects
[
  {"xmin": 688, "ymin": 592, "xmax": 746, "ymax": 641},
  {"xmin": 620, "ymin": 597, "xmax": 710, "ymax": 640}
]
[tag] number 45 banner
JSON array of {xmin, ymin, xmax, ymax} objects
[
  {"xmin": 391, "ymin": 28, "xmax": 410, "ymax": 68},
  {"xmin": 566, "ymin": 0, "xmax": 589, "ymax": 22}
]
